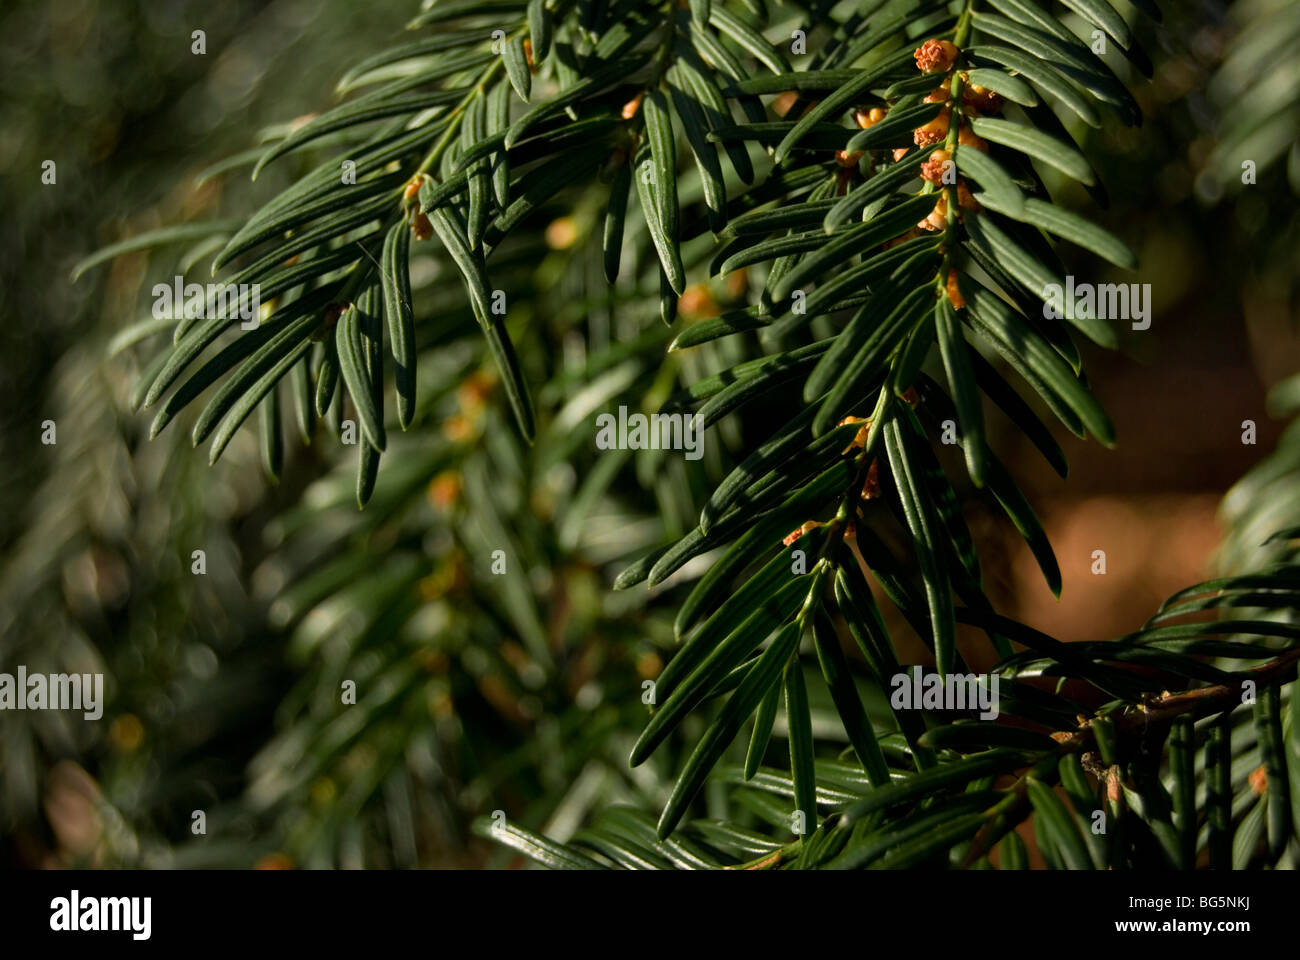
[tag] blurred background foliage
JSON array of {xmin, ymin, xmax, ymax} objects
[{"xmin": 1, "ymin": 0, "xmax": 1298, "ymax": 868}]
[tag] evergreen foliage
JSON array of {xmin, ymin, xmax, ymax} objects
[{"xmin": 37, "ymin": 0, "xmax": 1300, "ymax": 869}]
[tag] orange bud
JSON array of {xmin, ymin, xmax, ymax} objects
[
  {"xmin": 921, "ymin": 149, "xmax": 952, "ymax": 184},
  {"xmin": 782, "ymin": 520, "xmax": 824, "ymax": 546},
  {"xmin": 862, "ymin": 459, "xmax": 881, "ymax": 499},
  {"xmin": 679, "ymin": 284, "xmax": 721, "ymax": 320},
  {"xmin": 854, "ymin": 106, "xmax": 888, "ymax": 129},
  {"xmin": 523, "ymin": 37, "xmax": 535, "ymax": 70},
  {"xmin": 956, "ymin": 180, "xmax": 980, "ymax": 212},
  {"xmin": 458, "ymin": 369, "xmax": 494, "ymax": 412},
  {"xmin": 403, "ymin": 172, "xmax": 431, "ymax": 202},
  {"xmin": 636, "ymin": 651, "xmax": 662, "ymax": 680},
  {"xmin": 836, "ymin": 149, "xmax": 864, "ymax": 168},
  {"xmin": 724, "ymin": 268, "xmax": 749, "ymax": 300},
  {"xmin": 945, "ymin": 269, "xmax": 965, "ymax": 309},
  {"xmin": 839, "ymin": 415, "xmax": 870, "ymax": 452},
  {"xmin": 913, "ymin": 106, "xmax": 950, "ymax": 147},
  {"xmin": 914, "ymin": 39, "xmax": 959, "ymax": 74},
  {"xmin": 924, "ymin": 86, "xmax": 950, "ymax": 103},
  {"xmin": 545, "ymin": 216, "xmax": 577, "ymax": 249},
  {"xmin": 429, "ymin": 471, "xmax": 463, "ymax": 509},
  {"xmin": 772, "ymin": 91, "xmax": 802, "ymax": 118},
  {"xmin": 918, "ymin": 193, "xmax": 948, "ymax": 231},
  {"xmin": 1250, "ymin": 764, "xmax": 1268, "ymax": 795},
  {"xmin": 443, "ymin": 415, "xmax": 474, "ymax": 442},
  {"xmin": 892, "ymin": 146, "xmax": 911, "ymax": 162},
  {"xmin": 411, "ymin": 211, "xmax": 433, "ymax": 241},
  {"xmin": 621, "ymin": 91, "xmax": 645, "ymax": 120},
  {"xmin": 957, "ymin": 125, "xmax": 988, "ymax": 151},
  {"xmin": 961, "ymin": 83, "xmax": 1002, "ymax": 115}
]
